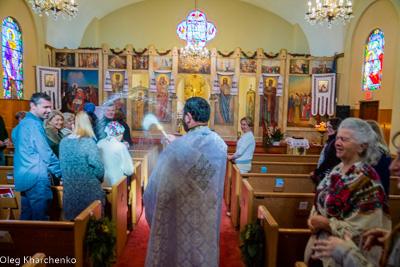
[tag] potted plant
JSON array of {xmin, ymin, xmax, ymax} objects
[
  {"xmin": 86, "ymin": 216, "xmax": 116, "ymax": 267},
  {"xmin": 261, "ymin": 119, "xmax": 272, "ymax": 148},
  {"xmin": 239, "ymin": 220, "xmax": 264, "ymax": 267},
  {"xmin": 270, "ymin": 125, "xmax": 284, "ymax": 146}
]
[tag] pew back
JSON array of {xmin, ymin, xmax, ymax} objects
[
  {"xmin": 0, "ymin": 166, "xmax": 14, "ymax": 184},
  {"xmin": 252, "ymin": 154, "xmax": 320, "ymax": 163},
  {"xmin": 258, "ymin": 205, "xmax": 311, "ymax": 267},
  {"xmin": 0, "ymin": 184, "xmax": 21, "ymax": 220},
  {"xmin": 103, "ymin": 176, "xmax": 128, "ymax": 258},
  {"xmin": 130, "ymin": 161, "xmax": 143, "ymax": 228},
  {"xmin": 250, "ymin": 161, "xmax": 318, "ymax": 174},
  {"xmin": 0, "ymin": 200, "xmax": 101, "ymax": 267}
]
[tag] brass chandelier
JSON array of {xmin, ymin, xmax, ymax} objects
[
  {"xmin": 29, "ymin": 0, "xmax": 78, "ymax": 20},
  {"xmin": 305, "ymin": 0, "xmax": 353, "ymax": 28}
]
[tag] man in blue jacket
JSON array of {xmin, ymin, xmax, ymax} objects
[{"xmin": 12, "ymin": 92, "xmax": 62, "ymax": 220}]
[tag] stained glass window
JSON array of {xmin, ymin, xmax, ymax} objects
[
  {"xmin": 1, "ymin": 17, "xmax": 23, "ymax": 99},
  {"xmin": 362, "ymin": 29, "xmax": 384, "ymax": 91},
  {"xmin": 177, "ymin": 10, "xmax": 217, "ymax": 51}
]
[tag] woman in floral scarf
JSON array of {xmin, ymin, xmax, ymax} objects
[{"xmin": 305, "ymin": 118, "xmax": 391, "ymax": 267}]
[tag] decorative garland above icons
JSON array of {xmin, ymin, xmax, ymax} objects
[
  {"xmin": 264, "ymin": 52, "xmax": 279, "ymax": 59},
  {"xmin": 217, "ymin": 50, "xmax": 235, "ymax": 58},
  {"xmin": 241, "ymin": 51, "xmax": 258, "ymax": 59},
  {"xmin": 156, "ymin": 49, "xmax": 172, "ymax": 56},
  {"xmin": 133, "ymin": 48, "xmax": 148, "ymax": 57}
]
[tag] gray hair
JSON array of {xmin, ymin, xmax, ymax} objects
[{"xmin": 338, "ymin": 118, "xmax": 381, "ymax": 165}]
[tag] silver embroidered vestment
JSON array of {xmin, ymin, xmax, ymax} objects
[{"xmin": 143, "ymin": 126, "xmax": 228, "ymax": 267}]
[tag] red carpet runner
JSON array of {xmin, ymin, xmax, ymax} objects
[{"xmin": 115, "ymin": 202, "xmax": 244, "ymax": 267}]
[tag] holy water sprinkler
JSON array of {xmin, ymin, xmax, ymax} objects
[{"xmin": 142, "ymin": 114, "xmax": 168, "ymax": 137}]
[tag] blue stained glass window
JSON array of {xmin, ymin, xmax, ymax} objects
[
  {"xmin": 362, "ymin": 29, "xmax": 384, "ymax": 91},
  {"xmin": 2, "ymin": 17, "xmax": 23, "ymax": 99}
]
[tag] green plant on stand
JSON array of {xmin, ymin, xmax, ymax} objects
[
  {"xmin": 86, "ymin": 216, "xmax": 116, "ymax": 267},
  {"xmin": 239, "ymin": 220, "xmax": 265, "ymax": 267}
]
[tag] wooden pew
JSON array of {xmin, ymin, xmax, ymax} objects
[
  {"xmin": 0, "ymin": 200, "xmax": 102, "ymax": 267},
  {"xmin": 252, "ymin": 154, "xmax": 320, "ymax": 163},
  {"xmin": 103, "ymin": 176, "xmax": 128, "ymax": 259},
  {"xmin": 224, "ymin": 157, "xmax": 233, "ymax": 210},
  {"xmin": 224, "ymin": 154, "xmax": 319, "ymax": 211},
  {"xmin": 130, "ymin": 147, "xmax": 159, "ymax": 190},
  {"xmin": 130, "ymin": 161, "xmax": 143, "ymax": 228},
  {"xmin": 0, "ymin": 184, "xmax": 21, "ymax": 220},
  {"xmin": 389, "ymin": 177, "xmax": 400, "ymax": 195},
  {"xmin": 22, "ymin": 253, "xmax": 46, "ymax": 267},
  {"xmin": 389, "ymin": 195, "xmax": 400, "ymax": 228},
  {"xmin": 250, "ymin": 161, "xmax": 318, "ymax": 174},
  {"xmin": 240, "ymin": 178, "xmax": 315, "ymax": 230},
  {"xmin": 230, "ymin": 164, "xmax": 314, "ymax": 228},
  {"xmin": 0, "ymin": 166, "xmax": 14, "ymax": 184},
  {"xmin": 258, "ymin": 205, "xmax": 311, "ymax": 267}
]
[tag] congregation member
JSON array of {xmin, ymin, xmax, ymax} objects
[
  {"xmin": 59, "ymin": 111, "xmax": 105, "ymax": 221},
  {"xmin": 14, "ymin": 111, "xmax": 27, "ymax": 123},
  {"xmin": 310, "ymin": 117, "xmax": 342, "ymax": 185},
  {"xmin": 44, "ymin": 110, "xmax": 65, "ymax": 157},
  {"xmin": 305, "ymin": 118, "xmax": 391, "ymax": 266},
  {"xmin": 114, "ymin": 110, "xmax": 133, "ymax": 148},
  {"xmin": 228, "ymin": 116, "xmax": 256, "ymax": 173},
  {"xmin": 96, "ymin": 102, "xmax": 115, "ymax": 140},
  {"xmin": 310, "ymin": 131, "xmax": 400, "ymax": 267},
  {"xmin": 0, "ymin": 115, "xmax": 11, "ymax": 166},
  {"xmin": 83, "ymin": 102, "xmax": 99, "ymax": 137},
  {"xmin": 143, "ymin": 97, "xmax": 228, "ymax": 267},
  {"xmin": 97, "ymin": 121, "xmax": 134, "ymax": 187},
  {"xmin": 367, "ymin": 120, "xmax": 391, "ymax": 197},
  {"xmin": 61, "ymin": 112, "xmax": 75, "ymax": 136},
  {"xmin": 12, "ymin": 93, "xmax": 62, "ymax": 220}
]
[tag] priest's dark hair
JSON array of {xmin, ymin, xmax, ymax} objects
[{"xmin": 184, "ymin": 97, "xmax": 210, "ymax": 123}]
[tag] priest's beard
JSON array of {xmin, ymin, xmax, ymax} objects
[{"xmin": 183, "ymin": 118, "xmax": 190, "ymax": 132}]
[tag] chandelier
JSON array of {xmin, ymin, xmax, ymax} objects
[
  {"xmin": 180, "ymin": 44, "xmax": 210, "ymax": 61},
  {"xmin": 176, "ymin": 0, "xmax": 216, "ymax": 61},
  {"xmin": 29, "ymin": 0, "xmax": 78, "ymax": 20},
  {"xmin": 305, "ymin": 0, "xmax": 353, "ymax": 28}
]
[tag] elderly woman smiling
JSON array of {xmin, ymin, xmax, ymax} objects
[{"xmin": 305, "ymin": 118, "xmax": 391, "ymax": 267}]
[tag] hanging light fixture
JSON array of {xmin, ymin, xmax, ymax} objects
[
  {"xmin": 305, "ymin": 0, "xmax": 353, "ymax": 28},
  {"xmin": 29, "ymin": 0, "xmax": 78, "ymax": 20},
  {"xmin": 176, "ymin": 0, "xmax": 217, "ymax": 61}
]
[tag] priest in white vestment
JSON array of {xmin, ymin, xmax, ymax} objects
[{"xmin": 143, "ymin": 97, "xmax": 228, "ymax": 267}]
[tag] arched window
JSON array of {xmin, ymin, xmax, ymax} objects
[
  {"xmin": 1, "ymin": 17, "xmax": 23, "ymax": 99},
  {"xmin": 362, "ymin": 29, "xmax": 384, "ymax": 91}
]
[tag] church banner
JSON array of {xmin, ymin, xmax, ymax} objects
[
  {"xmin": 212, "ymin": 72, "xmax": 238, "ymax": 97},
  {"xmin": 36, "ymin": 66, "xmax": 62, "ymax": 110},
  {"xmin": 257, "ymin": 74, "xmax": 283, "ymax": 96},
  {"xmin": 104, "ymin": 70, "xmax": 129, "ymax": 92},
  {"xmin": 311, "ymin": 73, "xmax": 335, "ymax": 116}
]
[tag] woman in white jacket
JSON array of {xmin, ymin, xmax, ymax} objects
[{"xmin": 98, "ymin": 121, "xmax": 134, "ymax": 187}]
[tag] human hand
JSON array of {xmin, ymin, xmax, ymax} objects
[
  {"xmin": 165, "ymin": 134, "xmax": 177, "ymax": 144},
  {"xmin": 362, "ymin": 228, "xmax": 390, "ymax": 251},
  {"xmin": 227, "ymin": 155, "xmax": 234, "ymax": 161},
  {"xmin": 0, "ymin": 140, "xmax": 4, "ymax": 147},
  {"xmin": 123, "ymin": 141, "xmax": 129, "ymax": 148},
  {"xmin": 309, "ymin": 213, "xmax": 330, "ymax": 233},
  {"xmin": 4, "ymin": 139, "xmax": 12, "ymax": 146},
  {"xmin": 311, "ymin": 233, "xmax": 351, "ymax": 259}
]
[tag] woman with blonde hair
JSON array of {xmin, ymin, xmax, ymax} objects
[
  {"xmin": 59, "ymin": 111, "xmax": 104, "ymax": 220},
  {"xmin": 44, "ymin": 110, "xmax": 65, "ymax": 157},
  {"xmin": 228, "ymin": 116, "xmax": 255, "ymax": 173},
  {"xmin": 367, "ymin": 120, "xmax": 391, "ymax": 197},
  {"xmin": 61, "ymin": 112, "xmax": 75, "ymax": 136}
]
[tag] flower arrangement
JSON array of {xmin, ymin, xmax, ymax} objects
[
  {"xmin": 261, "ymin": 119, "xmax": 272, "ymax": 148},
  {"xmin": 86, "ymin": 217, "xmax": 116, "ymax": 267},
  {"xmin": 270, "ymin": 125, "xmax": 284, "ymax": 142},
  {"xmin": 239, "ymin": 220, "xmax": 265, "ymax": 267},
  {"xmin": 315, "ymin": 121, "xmax": 326, "ymax": 132}
]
